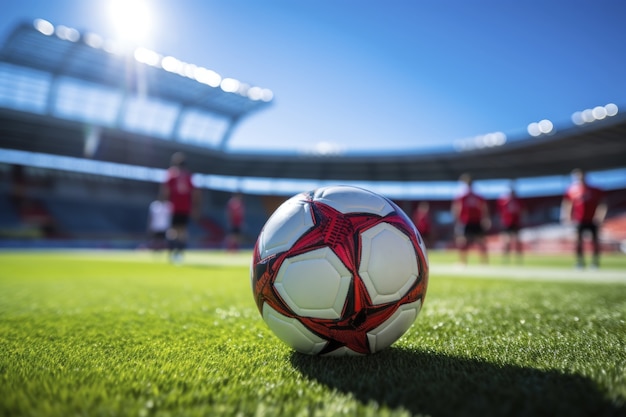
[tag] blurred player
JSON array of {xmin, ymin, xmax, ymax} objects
[
  {"xmin": 497, "ymin": 184, "xmax": 525, "ymax": 263},
  {"xmin": 161, "ymin": 152, "xmax": 200, "ymax": 264},
  {"xmin": 451, "ymin": 173, "xmax": 491, "ymax": 265},
  {"xmin": 412, "ymin": 201, "xmax": 433, "ymax": 248},
  {"xmin": 560, "ymin": 169, "xmax": 607, "ymax": 269},
  {"xmin": 147, "ymin": 195, "xmax": 172, "ymax": 252},
  {"xmin": 226, "ymin": 192, "xmax": 245, "ymax": 252}
]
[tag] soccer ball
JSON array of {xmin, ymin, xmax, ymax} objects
[{"xmin": 250, "ymin": 185, "xmax": 429, "ymax": 356}]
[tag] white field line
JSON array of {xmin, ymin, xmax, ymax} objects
[
  {"xmin": 431, "ymin": 264, "xmax": 626, "ymax": 283},
  {"xmin": 11, "ymin": 250, "xmax": 626, "ymax": 283},
  {"xmin": 186, "ymin": 253, "xmax": 626, "ymax": 284}
]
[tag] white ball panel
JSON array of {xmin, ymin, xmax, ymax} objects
[
  {"xmin": 259, "ymin": 195, "xmax": 313, "ymax": 259},
  {"xmin": 395, "ymin": 203, "xmax": 429, "ymax": 269},
  {"xmin": 313, "ymin": 186, "xmax": 395, "ymax": 216},
  {"xmin": 263, "ymin": 303, "xmax": 327, "ymax": 355},
  {"xmin": 359, "ymin": 223, "xmax": 419, "ymax": 304},
  {"xmin": 275, "ymin": 247, "xmax": 351, "ymax": 319},
  {"xmin": 367, "ymin": 300, "xmax": 422, "ymax": 352}
]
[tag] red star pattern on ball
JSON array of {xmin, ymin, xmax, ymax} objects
[{"xmin": 252, "ymin": 197, "xmax": 428, "ymax": 355}]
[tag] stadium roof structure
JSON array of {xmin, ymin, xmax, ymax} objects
[
  {"xmin": 0, "ymin": 19, "xmax": 625, "ymax": 185},
  {"xmin": 0, "ymin": 19, "xmax": 273, "ymax": 150}
]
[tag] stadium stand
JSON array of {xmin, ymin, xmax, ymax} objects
[
  {"xmin": 0, "ymin": 162, "xmax": 272, "ymax": 248},
  {"xmin": 0, "ymin": 195, "xmax": 22, "ymax": 230},
  {"xmin": 1, "ymin": 160, "xmax": 625, "ymax": 252}
]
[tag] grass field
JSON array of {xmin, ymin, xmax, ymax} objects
[{"xmin": 1, "ymin": 249, "xmax": 625, "ymax": 417}]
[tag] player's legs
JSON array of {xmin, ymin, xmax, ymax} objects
[
  {"xmin": 512, "ymin": 232, "xmax": 523, "ymax": 262},
  {"xmin": 226, "ymin": 226, "xmax": 241, "ymax": 252},
  {"xmin": 589, "ymin": 223, "xmax": 600, "ymax": 268},
  {"xmin": 170, "ymin": 225, "xmax": 187, "ymax": 263},
  {"xmin": 458, "ymin": 223, "xmax": 487, "ymax": 265},
  {"xmin": 169, "ymin": 213, "xmax": 190, "ymax": 263},
  {"xmin": 575, "ymin": 223, "xmax": 585, "ymax": 268},
  {"xmin": 455, "ymin": 223, "xmax": 468, "ymax": 264},
  {"xmin": 501, "ymin": 231, "xmax": 512, "ymax": 263},
  {"xmin": 176, "ymin": 224, "xmax": 189, "ymax": 249},
  {"xmin": 509, "ymin": 225, "xmax": 523, "ymax": 263},
  {"xmin": 150, "ymin": 231, "xmax": 167, "ymax": 251},
  {"xmin": 166, "ymin": 226, "xmax": 179, "ymax": 261},
  {"xmin": 457, "ymin": 235, "xmax": 469, "ymax": 264},
  {"xmin": 476, "ymin": 235, "xmax": 488, "ymax": 264},
  {"xmin": 467, "ymin": 223, "xmax": 488, "ymax": 264}
]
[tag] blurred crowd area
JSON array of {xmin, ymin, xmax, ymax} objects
[
  {"xmin": 0, "ymin": 163, "xmax": 268, "ymax": 249},
  {"xmin": 1, "ymin": 162, "xmax": 625, "ymax": 252}
]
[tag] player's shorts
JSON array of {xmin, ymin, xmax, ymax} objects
[
  {"xmin": 230, "ymin": 225, "xmax": 242, "ymax": 234},
  {"xmin": 503, "ymin": 224, "xmax": 520, "ymax": 233},
  {"xmin": 151, "ymin": 231, "xmax": 167, "ymax": 240},
  {"xmin": 576, "ymin": 222, "xmax": 597, "ymax": 235},
  {"xmin": 457, "ymin": 222, "xmax": 485, "ymax": 239},
  {"xmin": 171, "ymin": 213, "xmax": 190, "ymax": 227}
]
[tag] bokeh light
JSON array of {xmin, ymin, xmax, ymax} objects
[
  {"xmin": 571, "ymin": 103, "xmax": 619, "ymax": 125},
  {"xmin": 33, "ymin": 19, "xmax": 54, "ymax": 36}
]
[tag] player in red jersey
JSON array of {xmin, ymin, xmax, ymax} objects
[
  {"xmin": 451, "ymin": 173, "xmax": 491, "ymax": 265},
  {"xmin": 161, "ymin": 152, "xmax": 201, "ymax": 263},
  {"xmin": 560, "ymin": 169, "xmax": 607, "ymax": 269},
  {"xmin": 412, "ymin": 201, "xmax": 433, "ymax": 248},
  {"xmin": 225, "ymin": 192, "xmax": 245, "ymax": 251},
  {"xmin": 497, "ymin": 184, "xmax": 525, "ymax": 263}
]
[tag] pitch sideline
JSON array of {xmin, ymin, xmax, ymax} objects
[
  {"xmin": 13, "ymin": 250, "xmax": 624, "ymax": 283},
  {"xmin": 431, "ymin": 264, "xmax": 626, "ymax": 283}
]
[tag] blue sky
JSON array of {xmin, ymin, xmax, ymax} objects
[{"xmin": 1, "ymin": 0, "xmax": 625, "ymax": 154}]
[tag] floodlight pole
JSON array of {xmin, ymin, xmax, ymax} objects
[{"xmin": 218, "ymin": 116, "xmax": 240, "ymax": 151}]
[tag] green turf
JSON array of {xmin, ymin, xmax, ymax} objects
[{"xmin": 0, "ymin": 250, "xmax": 625, "ymax": 417}]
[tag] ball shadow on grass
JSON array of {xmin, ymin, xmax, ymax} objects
[{"xmin": 290, "ymin": 347, "xmax": 623, "ymax": 417}]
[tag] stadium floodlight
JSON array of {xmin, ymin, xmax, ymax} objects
[
  {"xmin": 183, "ymin": 63, "xmax": 197, "ymax": 79},
  {"xmin": 242, "ymin": 85, "xmax": 274, "ymax": 101},
  {"xmin": 571, "ymin": 111, "xmax": 584, "ymax": 126},
  {"xmin": 299, "ymin": 141, "xmax": 346, "ymax": 156},
  {"xmin": 103, "ymin": 39, "xmax": 124, "ymax": 56},
  {"xmin": 571, "ymin": 103, "xmax": 619, "ymax": 126},
  {"xmin": 605, "ymin": 103, "xmax": 618, "ymax": 116},
  {"xmin": 582, "ymin": 109, "xmax": 595, "ymax": 123},
  {"xmin": 193, "ymin": 67, "xmax": 222, "ymax": 88},
  {"xmin": 592, "ymin": 106, "xmax": 607, "ymax": 120},
  {"xmin": 527, "ymin": 122, "xmax": 540, "ymax": 137},
  {"xmin": 220, "ymin": 78, "xmax": 240, "ymax": 93},
  {"xmin": 538, "ymin": 119, "xmax": 553, "ymax": 134},
  {"xmin": 483, "ymin": 131, "xmax": 506, "ymax": 147},
  {"xmin": 84, "ymin": 32, "xmax": 104, "ymax": 49},
  {"xmin": 33, "ymin": 19, "xmax": 54, "ymax": 36},
  {"xmin": 56, "ymin": 25, "xmax": 80, "ymax": 42},
  {"xmin": 247, "ymin": 86, "xmax": 264, "ymax": 101},
  {"xmin": 26, "ymin": 18, "xmax": 273, "ymax": 107},
  {"xmin": 528, "ymin": 120, "xmax": 553, "ymax": 136},
  {"xmin": 237, "ymin": 82, "xmax": 251, "ymax": 97},
  {"xmin": 134, "ymin": 47, "xmax": 161, "ymax": 67},
  {"xmin": 161, "ymin": 56, "xmax": 183, "ymax": 74},
  {"xmin": 453, "ymin": 131, "xmax": 507, "ymax": 151},
  {"xmin": 261, "ymin": 89, "xmax": 274, "ymax": 102}
]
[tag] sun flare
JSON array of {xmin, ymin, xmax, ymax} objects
[{"xmin": 107, "ymin": 0, "xmax": 153, "ymax": 45}]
